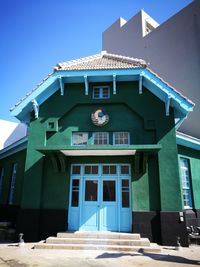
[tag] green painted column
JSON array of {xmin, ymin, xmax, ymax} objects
[
  {"xmin": 156, "ymin": 117, "xmax": 182, "ymax": 211},
  {"xmin": 18, "ymin": 118, "xmax": 45, "ymax": 241}
]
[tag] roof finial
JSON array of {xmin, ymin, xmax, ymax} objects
[{"xmin": 101, "ymin": 50, "xmax": 107, "ymax": 56}]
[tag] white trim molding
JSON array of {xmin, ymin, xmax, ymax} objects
[{"xmin": 176, "ymin": 131, "xmax": 200, "ymax": 151}]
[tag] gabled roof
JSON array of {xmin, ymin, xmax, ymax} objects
[
  {"xmin": 54, "ymin": 51, "xmax": 147, "ymax": 71},
  {"xmin": 10, "ymin": 51, "xmax": 194, "ymax": 124}
]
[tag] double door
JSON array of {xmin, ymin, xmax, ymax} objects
[
  {"xmin": 68, "ymin": 164, "xmax": 131, "ymax": 232},
  {"xmin": 82, "ymin": 176, "xmax": 117, "ymax": 231}
]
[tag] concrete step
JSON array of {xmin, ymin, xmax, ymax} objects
[
  {"xmin": 57, "ymin": 232, "xmax": 141, "ymax": 240},
  {"xmin": 46, "ymin": 237, "xmax": 150, "ymax": 247},
  {"xmin": 34, "ymin": 232, "xmax": 161, "ymax": 253},
  {"xmin": 0, "ymin": 227, "xmax": 16, "ymax": 242},
  {"xmin": 0, "ymin": 222, "xmax": 12, "ymax": 229},
  {"xmin": 34, "ymin": 242, "xmax": 161, "ymax": 253}
]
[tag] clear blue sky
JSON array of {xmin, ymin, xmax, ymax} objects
[{"xmin": 1, "ymin": 0, "xmax": 193, "ymax": 122}]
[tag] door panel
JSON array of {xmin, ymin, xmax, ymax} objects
[
  {"xmin": 101, "ymin": 179, "xmax": 118, "ymax": 231},
  {"xmin": 81, "ymin": 179, "xmax": 99, "ymax": 230}
]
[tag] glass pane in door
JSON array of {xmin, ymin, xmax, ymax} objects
[
  {"xmin": 122, "ymin": 179, "xmax": 130, "ymax": 207},
  {"xmin": 85, "ymin": 180, "xmax": 98, "ymax": 201},
  {"xmin": 103, "ymin": 181, "xmax": 116, "ymax": 201}
]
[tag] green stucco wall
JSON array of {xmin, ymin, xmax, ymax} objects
[
  {"xmin": 178, "ymin": 145, "xmax": 200, "ymax": 209},
  {"xmin": 21, "ymin": 81, "xmax": 181, "ymax": 212},
  {"xmin": 0, "ymin": 149, "xmax": 26, "ymax": 206}
]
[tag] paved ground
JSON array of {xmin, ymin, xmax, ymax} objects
[{"xmin": 0, "ymin": 243, "xmax": 199, "ymax": 267}]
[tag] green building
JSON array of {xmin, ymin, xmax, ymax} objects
[{"xmin": 0, "ymin": 52, "xmax": 200, "ymax": 246}]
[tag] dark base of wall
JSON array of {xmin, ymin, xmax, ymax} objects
[
  {"xmin": 160, "ymin": 211, "xmax": 188, "ymax": 247},
  {"xmin": 132, "ymin": 211, "xmax": 161, "ymax": 244},
  {"xmin": 0, "ymin": 204, "xmax": 20, "ymax": 226},
  {"xmin": 3, "ymin": 206, "xmax": 199, "ymax": 245},
  {"xmin": 16, "ymin": 209, "xmax": 68, "ymax": 242},
  {"xmin": 39, "ymin": 209, "xmax": 68, "ymax": 240},
  {"xmin": 184, "ymin": 209, "xmax": 200, "ymax": 228},
  {"xmin": 132, "ymin": 211, "xmax": 188, "ymax": 247}
]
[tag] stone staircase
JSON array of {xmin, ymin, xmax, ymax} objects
[{"xmin": 34, "ymin": 232, "xmax": 161, "ymax": 253}]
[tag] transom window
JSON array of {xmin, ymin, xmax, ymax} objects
[
  {"xmin": 93, "ymin": 132, "xmax": 109, "ymax": 145},
  {"xmin": 93, "ymin": 86, "xmax": 110, "ymax": 99},
  {"xmin": 84, "ymin": 165, "xmax": 99, "ymax": 175},
  {"xmin": 72, "ymin": 132, "xmax": 88, "ymax": 145},
  {"xmin": 120, "ymin": 165, "xmax": 130, "ymax": 175},
  {"xmin": 180, "ymin": 158, "xmax": 193, "ymax": 209},
  {"xmin": 71, "ymin": 165, "xmax": 81, "ymax": 175},
  {"xmin": 102, "ymin": 165, "xmax": 117, "ymax": 175},
  {"xmin": 114, "ymin": 132, "xmax": 130, "ymax": 145}
]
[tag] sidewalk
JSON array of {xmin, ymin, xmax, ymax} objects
[{"xmin": 0, "ymin": 243, "xmax": 199, "ymax": 267}]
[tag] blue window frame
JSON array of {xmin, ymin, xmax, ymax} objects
[
  {"xmin": 180, "ymin": 158, "xmax": 193, "ymax": 209},
  {"xmin": 0, "ymin": 168, "xmax": 4, "ymax": 199},
  {"xmin": 92, "ymin": 132, "xmax": 109, "ymax": 145},
  {"xmin": 92, "ymin": 86, "xmax": 110, "ymax": 99},
  {"xmin": 72, "ymin": 132, "xmax": 88, "ymax": 145},
  {"xmin": 113, "ymin": 132, "xmax": 130, "ymax": 145},
  {"xmin": 8, "ymin": 163, "xmax": 17, "ymax": 205}
]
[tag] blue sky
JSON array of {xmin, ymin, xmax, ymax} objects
[{"xmin": 1, "ymin": 0, "xmax": 193, "ymax": 122}]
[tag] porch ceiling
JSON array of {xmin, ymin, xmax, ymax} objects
[
  {"xmin": 37, "ymin": 144, "xmax": 162, "ymax": 156},
  {"xmin": 60, "ymin": 149, "xmax": 136, "ymax": 156}
]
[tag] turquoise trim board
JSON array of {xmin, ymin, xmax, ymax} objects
[
  {"xmin": 176, "ymin": 131, "xmax": 200, "ymax": 151},
  {"xmin": 1, "ymin": 132, "xmax": 199, "ymax": 162},
  {"xmin": 10, "ymin": 68, "xmax": 194, "ymax": 124}
]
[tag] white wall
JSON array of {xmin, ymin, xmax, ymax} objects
[
  {"xmin": 103, "ymin": 1, "xmax": 200, "ymax": 138},
  {"xmin": 0, "ymin": 120, "xmax": 27, "ymax": 150}
]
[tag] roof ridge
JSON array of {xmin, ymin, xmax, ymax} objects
[
  {"xmin": 104, "ymin": 52, "xmax": 147, "ymax": 66},
  {"xmin": 55, "ymin": 53, "xmax": 102, "ymax": 70},
  {"xmin": 55, "ymin": 51, "xmax": 147, "ymax": 71}
]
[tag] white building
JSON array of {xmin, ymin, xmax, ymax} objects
[
  {"xmin": 0, "ymin": 120, "xmax": 27, "ymax": 150},
  {"xmin": 103, "ymin": 0, "xmax": 200, "ymax": 138}
]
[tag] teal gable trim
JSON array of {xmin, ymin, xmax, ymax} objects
[
  {"xmin": 176, "ymin": 132, "xmax": 200, "ymax": 151},
  {"xmin": 0, "ymin": 137, "xmax": 28, "ymax": 159},
  {"xmin": 142, "ymin": 69, "xmax": 193, "ymax": 113},
  {"xmin": 11, "ymin": 68, "xmax": 194, "ymax": 123}
]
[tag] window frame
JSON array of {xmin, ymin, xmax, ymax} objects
[
  {"xmin": 92, "ymin": 132, "xmax": 109, "ymax": 145},
  {"xmin": 113, "ymin": 132, "xmax": 130, "ymax": 145},
  {"xmin": 120, "ymin": 164, "xmax": 131, "ymax": 175},
  {"xmin": 72, "ymin": 132, "xmax": 88, "ymax": 146},
  {"xmin": 180, "ymin": 157, "xmax": 193, "ymax": 209},
  {"xmin": 8, "ymin": 163, "xmax": 17, "ymax": 205},
  {"xmin": 92, "ymin": 86, "xmax": 110, "ymax": 99},
  {"xmin": 0, "ymin": 167, "xmax": 4, "ymax": 199}
]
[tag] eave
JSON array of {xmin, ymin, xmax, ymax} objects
[
  {"xmin": 10, "ymin": 68, "xmax": 194, "ymax": 126},
  {"xmin": 176, "ymin": 131, "xmax": 200, "ymax": 151},
  {"xmin": 0, "ymin": 136, "xmax": 28, "ymax": 159}
]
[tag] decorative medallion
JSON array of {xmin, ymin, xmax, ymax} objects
[{"xmin": 91, "ymin": 108, "xmax": 109, "ymax": 126}]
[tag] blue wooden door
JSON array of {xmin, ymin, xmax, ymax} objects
[
  {"xmin": 81, "ymin": 177, "xmax": 118, "ymax": 231},
  {"xmin": 81, "ymin": 178, "xmax": 100, "ymax": 230},
  {"xmin": 100, "ymin": 178, "xmax": 118, "ymax": 231},
  {"xmin": 68, "ymin": 164, "xmax": 132, "ymax": 232}
]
